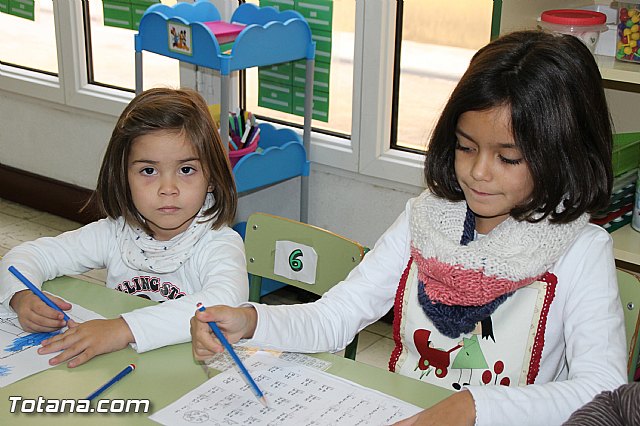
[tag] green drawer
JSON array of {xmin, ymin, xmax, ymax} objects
[
  {"xmin": 133, "ymin": 0, "xmax": 160, "ymax": 6},
  {"xmin": 295, "ymin": 0, "xmax": 332, "ymax": 32},
  {"xmin": 612, "ymin": 132, "xmax": 640, "ymax": 177},
  {"xmin": 311, "ymin": 30, "xmax": 332, "ymax": 63},
  {"xmin": 293, "ymin": 87, "xmax": 329, "ymax": 122},
  {"xmin": 260, "ymin": 0, "xmax": 295, "ymax": 11},
  {"xmin": 258, "ymin": 62, "xmax": 294, "ymax": 84},
  {"xmin": 103, "ymin": 0, "xmax": 133, "ymax": 30},
  {"xmin": 131, "ymin": 1, "xmax": 158, "ymax": 30},
  {"xmin": 292, "ymin": 59, "xmax": 330, "ymax": 91},
  {"xmin": 9, "ymin": 0, "xmax": 34, "ymax": 20},
  {"xmin": 0, "ymin": 0, "xmax": 9, "ymax": 14},
  {"xmin": 258, "ymin": 81, "xmax": 293, "ymax": 114}
]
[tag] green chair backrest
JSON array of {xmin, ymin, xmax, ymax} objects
[
  {"xmin": 617, "ymin": 269, "xmax": 640, "ymax": 382},
  {"xmin": 245, "ymin": 213, "xmax": 366, "ymax": 298},
  {"xmin": 244, "ymin": 213, "xmax": 366, "ymax": 360}
]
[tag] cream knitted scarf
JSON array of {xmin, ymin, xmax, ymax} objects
[
  {"xmin": 115, "ymin": 194, "xmax": 215, "ymax": 274},
  {"xmin": 410, "ymin": 190, "xmax": 589, "ymax": 337}
]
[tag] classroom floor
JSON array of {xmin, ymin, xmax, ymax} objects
[{"xmin": 0, "ymin": 197, "xmax": 394, "ymax": 371}]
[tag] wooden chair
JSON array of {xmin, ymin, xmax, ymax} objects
[
  {"xmin": 244, "ymin": 212, "xmax": 367, "ymax": 360},
  {"xmin": 617, "ymin": 268, "xmax": 640, "ymax": 382}
]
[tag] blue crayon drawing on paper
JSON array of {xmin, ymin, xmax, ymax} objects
[
  {"xmin": 4, "ymin": 331, "xmax": 60, "ymax": 353},
  {"xmin": 0, "ymin": 300, "xmax": 102, "ymax": 388}
]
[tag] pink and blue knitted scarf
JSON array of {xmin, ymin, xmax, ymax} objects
[{"xmin": 410, "ymin": 191, "xmax": 588, "ymax": 338}]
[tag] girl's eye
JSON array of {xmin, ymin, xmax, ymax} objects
[
  {"xmin": 455, "ymin": 141, "xmax": 472, "ymax": 152},
  {"xmin": 141, "ymin": 167, "xmax": 156, "ymax": 175},
  {"xmin": 499, "ymin": 155, "xmax": 523, "ymax": 166},
  {"xmin": 180, "ymin": 166, "xmax": 196, "ymax": 175}
]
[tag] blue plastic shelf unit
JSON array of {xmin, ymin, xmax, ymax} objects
[{"xmin": 134, "ymin": 1, "xmax": 314, "ymax": 201}]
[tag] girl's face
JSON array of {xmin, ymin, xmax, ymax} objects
[
  {"xmin": 454, "ymin": 105, "xmax": 534, "ymax": 234},
  {"xmin": 127, "ymin": 130, "xmax": 211, "ymax": 241}
]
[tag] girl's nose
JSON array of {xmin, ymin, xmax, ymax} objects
[
  {"xmin": 470, "ymin": 154, "xmax": 492, "ymax": 181},
  {"xmin": 159, "ymin": 176, "xmax": 179, "ymax": 195}
]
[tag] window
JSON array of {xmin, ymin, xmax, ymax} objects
[
  {"xmin": 391, "ymin": 0, "xmax": 493, "ymax": 153},
  {"xmin": 242, "ymin": 0, "xmax": 355, "ymax": 138},
  {"xmin": 1, "ymin": 0, "xmax": 498, "ymax": 188},
  {"xmin": 0, "ymin": 0, "xmax": 57, "ymax": 75},
  {"xmin": 84, "ymin": 0, "xmax": 180, "ymax": 91}
]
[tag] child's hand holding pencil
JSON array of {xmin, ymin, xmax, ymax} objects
[
  {"xmin": 193, "ymin": 303, "xmax": 267, "ymax": 407},
  {"xmin": 8, "ymin": 265, "xmax": 73, "ymax": 332}
]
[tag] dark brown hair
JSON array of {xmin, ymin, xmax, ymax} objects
[
  {"xmin": 90, "ymin": 88, "xmax": 237, "ymax": 234},
  {"xmin": 425, "ymin": 30, "xmax": 613, "ymax": 223}
]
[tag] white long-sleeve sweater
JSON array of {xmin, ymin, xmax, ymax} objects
[
  {"xmin": 246, "ymin": 197, "xmax": 627, "ymax": 425},
  {"xmin": 0, "ymin": 218, "xmax": 248, "ymax": 352}
]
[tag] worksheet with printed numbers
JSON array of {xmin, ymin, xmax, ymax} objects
[
  {"xmin": 151, "ymin": 352, "xmax": 421, "ymax": 425},
  {"xmin": 204, "ymin": 346, "xmax": 332, "ymax": 374}
]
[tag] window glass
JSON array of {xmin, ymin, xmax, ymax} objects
[
  {"xmin": 0, "ymin": 0, "xmax": 57, "ymax": 75},
  {"xmin": 394, "ymin": 0, "xmax": 493, "ymax": 151},
  {"xmin": 244, "ymin": 0, "xmax": 354, "ymax": 137},
  {"xmin": 85, "ymin": 0, "xmax": 180, "ymax": 91}
]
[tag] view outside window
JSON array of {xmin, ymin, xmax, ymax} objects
[
  {"xmin": 394, "ymin": 0, "xmax": 493, "ymax": 151},
  {"xmin": 85, "ymin": 0, "xmax": 180, "ymax": 91},
  {"xmin": 243, "ymin": 0, "xmax": 355, "ymax": 137},
  {"xmin": 0, "ymin": 0, "xmax": 57, "ymax": 75}
]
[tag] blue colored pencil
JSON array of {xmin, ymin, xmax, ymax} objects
[
  {"xmin": 196, "ymin": 303, "xmax": 267, "ymax": 407},
  {"xmin": 86, "ymin": 364, "xmax": 136, "ymax": 401},
  {"xmin": 8, "ymin": 265, "xmax": 71, "ymax": 322}
]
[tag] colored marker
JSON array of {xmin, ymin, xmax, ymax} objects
[
  {"xmin": 196, "ymin": 303, "xmax": 267, "ymax": 407},
  {"xmin": 240, "ymin": 121, "xmax": 252, "ymax": 147},
  {"xmin": 86, "ymin": 364, "xmax": 136, "ymax": 401},
  {"xmin": 8, "ymin": 266, "xmax": 71, "ymax": 322}
]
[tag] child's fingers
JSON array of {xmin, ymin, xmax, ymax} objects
[
  {"xmin": 192, "ymin": 342, "xmax": 217, "ymax": 361},
  {"xmin": 190, "ymin": 316, "xmax": 223, "ymax": 360},
  {"xmin": 196, "ymin": 305, "xmax": 242, "ymax": 325},
  {"xmin": 192, "ymin": 339, "xmax": 221, "ymax": 360},
  {"xmin": 194, "ymin": 306, "xmax": 222, "ymax": 323},
  {"xmin": 49, "ymin": 345, "xmax": 83, "ymax": 367},
  {"xmin": 44, "ymin": 335, "xmax": 88, "ymax": 367},
  {"xmin": 31, "ymin": 299, "xmax": 67, "ymax": 321},
  {"xmin": 39, "ymin": 328, "xmax": 76, "ymax": 354},
  {"xmin": 22, "ymin": 309, "xmax": 66, "ymax": 332},
  {"xmin": 45, "ymin": 292, "xmax": 72, "ymax": 311},
  {"xmin": 19, "ymin": 318, "xmax": 63, "ymax": 334},
  {"xmin": 66, "ymin": 349, "xmax": 94, "ymax": 368}
]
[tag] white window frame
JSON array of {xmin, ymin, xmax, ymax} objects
[
  {"xmin": 0, "ymin": 0, "xmax": 135, "ymax": 116},
  {"xmin": 353, "ymin": 0, "xmax": 424, "ymax": 187}
]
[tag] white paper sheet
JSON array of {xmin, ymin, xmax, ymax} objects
[
  {"xmin": 0, "ymin": 299, "xmax": 104, "ymax": 387},
  {"xmin": 151, "ymin": 352, "xmax": 421, "ymax": 426},
  {"xmin": 204, "ymin": 346, "xmax": 332, "ymax": 373}
]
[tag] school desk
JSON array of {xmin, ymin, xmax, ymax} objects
[{"xmin": 0, "ymin": 276, "xmax": 452, "ymax": 424}]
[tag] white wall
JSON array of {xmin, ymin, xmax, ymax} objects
[
  {"xmin": 235, "ymin": 166, "xmax": 421, "ymax": 248},
  {"xmin": 0, "ymin": 91, "xmax": 114, "ymax": 188}
]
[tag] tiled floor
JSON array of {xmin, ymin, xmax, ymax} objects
[{"xmin": 0, "ymin": 198, "xmax": 394, "ymax": 370}]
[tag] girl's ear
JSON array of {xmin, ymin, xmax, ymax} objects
[{"xmin": 207, "ymin": 184, "xmax": 213, "ymax": 193}]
